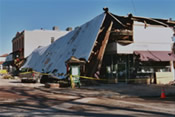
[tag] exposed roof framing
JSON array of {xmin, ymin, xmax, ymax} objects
[
  {"xmin": 132, "ymin": 16, "xmax": 169, "ymax": 27},
  {"xmin": 107, "ymin": 12, "xmax": 175, "ymax": 28},
  {"xmin": 108, "ymin": 12, "xmax": 127, "ymax": 28}
]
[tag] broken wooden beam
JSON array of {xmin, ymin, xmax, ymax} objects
[{"xmin": 111, "ymin": 29, "xmax": 133, "ymax": 36}]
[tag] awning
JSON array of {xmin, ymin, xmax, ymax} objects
[{"xmin": 134, "ymin": 51, "xmax": 175, "ymax": 61}]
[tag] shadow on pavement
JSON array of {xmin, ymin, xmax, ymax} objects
[{"xmin": 0, "ymin": 86, "xmax": 175, "ymax": 117}]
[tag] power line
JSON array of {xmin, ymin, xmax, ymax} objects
[{"xmin": 131, "ymin": 0, "xmax": 136, "ymax": 15}]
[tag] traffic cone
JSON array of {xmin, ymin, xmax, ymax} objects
[{"xmin": 160, "ymin": 88, "xmax": 166, "ymax": 99}]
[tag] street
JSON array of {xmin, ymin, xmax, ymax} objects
[{"xmin": 0, "ymin": 77, "xmax": 175, "ymax": 117}]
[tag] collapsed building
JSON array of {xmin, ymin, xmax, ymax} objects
[{"xmin": 23, "ymin": 8, "xmax": 175, "ymax": 84}]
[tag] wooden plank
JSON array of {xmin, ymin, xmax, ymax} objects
[
  {"xmin": 97, "ymin": 22, "xmax": 113, "ymax": 70},
  {"xmin": 111, "ymin": 30, "xmax": 133, "ymax": 36},
  {"xmin": 117, "ymin": 40, "xmax": 133, "ymax": 44},
  {"xmin": 89, "ymin": 21, "xmax": 113, "ymax": 76}
]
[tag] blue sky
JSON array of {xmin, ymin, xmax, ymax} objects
[{"xmin": 0, "ymin": 0, "xmax": 175, "ymax": 55}]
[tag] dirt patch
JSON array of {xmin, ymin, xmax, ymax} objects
[
  {"xmin": 69, "ymin": 105, "xmax": 86, "ymax": 111},
  {"xmin": 0, "ymin": 91, "xmax": 28, "ymax": 102},
  {"xmin": 0, "ymin": 91, "xmax": 25, "ymax": 99}
]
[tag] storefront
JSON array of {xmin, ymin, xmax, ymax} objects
[{"xmin": 100, "ymin": 51, "xmax": 175, "ymax": 84}]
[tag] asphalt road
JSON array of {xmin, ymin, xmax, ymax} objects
[{"xmin": 0, "ymin": 77, "xmax": 175, "ymax": 117}]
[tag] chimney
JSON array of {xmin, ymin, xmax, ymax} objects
[
  {"xmin": 66, "ymin": 27, "xmax": 73, "ymax": 31},
  {"xmin": 53, "ymin": 26, "xmax": 59, "ymax": 31}
]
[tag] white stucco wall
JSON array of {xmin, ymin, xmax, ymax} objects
[
  {"xmin": 117, "ymin": 21, "xmax": 174, "ymax": 54},
  {"xmin": 24, "ymin": 30, "xmax": 68, "ymax": 58},
  {"xmin": 133, "ymin": 21, "xmax": 173, "ymax": 44}
]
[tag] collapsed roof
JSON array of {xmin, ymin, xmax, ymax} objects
[
  {"xmin": 22, "ymin": 10, "xmax": 175, "ymax": 79},
  {"xmin": 22, "ymin": 13, "xmax": 106, "ymax": 78}
]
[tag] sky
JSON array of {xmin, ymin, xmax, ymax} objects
[{"xmin": 0, "ymin": 0, "xmax": 175, "ymax": 55}]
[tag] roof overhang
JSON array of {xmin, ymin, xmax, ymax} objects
[{"xmin": 134, "ymin": 51, "xmax": 175, "ymax": 61}]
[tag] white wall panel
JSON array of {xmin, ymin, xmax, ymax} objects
[
  {"xmin": 133, "ymin": 21, "xmax": 173, "ymax": 44},
  {"xmin": 117, "ymin": 21, "xmax": 174, "ymax": 54},
  {"xmin": 24, "ymin": 30, "xmax": 68, "ymax": 58}
]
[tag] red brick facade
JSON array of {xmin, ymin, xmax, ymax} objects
[{"xmin": 12, "ymin": 31, "xmax": 24, "ymax": 59}]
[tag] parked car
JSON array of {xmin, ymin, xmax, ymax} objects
[{"xmin": 19, "ymin": 68, "xmax": 41, "ymax": 83}]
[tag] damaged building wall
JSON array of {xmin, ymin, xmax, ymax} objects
[
  {"xmin": 101, "ymin": 13, "xmax": 175, "ymax": 84},
  {"xmin": 107, "ymin": 21, "xmax": 174, "ymax": 54}
]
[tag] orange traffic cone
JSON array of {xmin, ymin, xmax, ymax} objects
[{"xmin": 160, "ymin": 88, "xmax": 166, "ymax": 99}]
